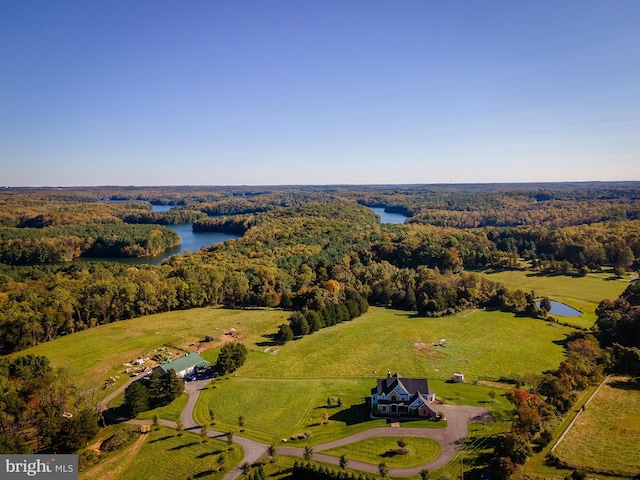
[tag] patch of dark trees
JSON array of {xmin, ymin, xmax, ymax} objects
[
  {"xmin": 123, "ymin": 370, "xmax": 185, "ymax": 417},
  {"xmin": 0, "ymin": 354, "xmax": 99, "ymax": 454},
  {"xmin": 122, "ymin": 208, "xmax": 208, "ymax": 225},
  {"xmin": 276, "ymin": 288, "xmax": 369, "ymax": 344},
  {"xmin": 215, "ymin": 342, "xmax": 248, "ymax": 374},
  {"xmin": 0, "ymin": 223, "xmax": 180, "ymax": 264}
]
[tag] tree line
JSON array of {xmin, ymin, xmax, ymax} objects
[
  {"xmin": 0, "ymin": 202, "xmax": 531, "ymax": 354},
  {"xmin": 0, "ymin": 186, "xmax": 639, "ymax": 354},
  {"xmin": 493, "ymin": 281, "xmax": 640, "ymax": 478}
]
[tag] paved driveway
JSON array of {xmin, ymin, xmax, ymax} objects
[
  {"xmin": 278, "ymin": 404, "xmax": 490, "ymax": 476},
  {"xmin": 129, "ymin": 379, "xmax": 491, "ymax": 479}
]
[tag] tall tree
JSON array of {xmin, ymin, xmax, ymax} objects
[{"xmin": 216, "ymin": 342, "xmax": 248, "ymax": 373}]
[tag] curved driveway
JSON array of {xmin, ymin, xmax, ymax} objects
[
  {"xmin": 279, "ymin": 404, "xmax": 488, "ymax": 476},
  {"xmin": 124, "ymin": 379, "xmax": 490, "ymax": 479},
  {"xmin": 181, "ymin": 381, "xmax": 489, "ymax": 479}
]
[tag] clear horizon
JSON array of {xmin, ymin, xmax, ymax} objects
[
  {"xmin": 3, "ymin": 180, "xmax": 640, "ymax": 189},
  {"xmin": 1, "ymin": 1, "xmax": 639, "ymax": 187}
]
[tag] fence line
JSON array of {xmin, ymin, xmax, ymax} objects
[{"xmin": 550, "ymin": 374, "xmax": 611, "ymax": 453}]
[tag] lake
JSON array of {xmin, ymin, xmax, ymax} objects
[
  {"xmin": 369, "ymin": 207, "xmax": 408, "ymax": 224},
  {"xmin": 89, "ymin": 203, "xmax": 238, "ymax": 264},
  {"xmin": 96, "ymin": 203, "xmax": 403, "ymax": 264},
  {"xmin": 144, "ymin": 204, "xmax": 239, "ymax": 263},
  {"xmin": 89, "ymin": 226, "xmax": 239, "ymax": 265},
  {"xmin": 537, "ymin": 300, "xmax": 582, "ymax": 317}
]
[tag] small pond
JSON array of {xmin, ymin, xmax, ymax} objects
[{"xmin": 537, "ymin": 300, "xmax": 582, "ymax": 317}]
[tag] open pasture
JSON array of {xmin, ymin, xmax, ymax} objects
[
  {"xmin": 195, "ymin": 377, "xmax": 387, "ymax": 444},
  {"xmin": 192, "ymin": 305, "xmax": 573, "ymax": 444},
  {"xmin": 241, "ymin": 307, "xmax": 577, "ymax": 381},
  {"xmin": 553, "ymin": 376, "xmax": 640, "ymax": 477},
  {"xmin": 16, "ymin": 307, "xmax": 287, "ymax": 392},
  {"xmin": 12, "ymin": 303, "xmax": 579, "ymax": 477},
  {"xmin": 479, "ymin": 269, "xmax": 628, "ymax": 328}
]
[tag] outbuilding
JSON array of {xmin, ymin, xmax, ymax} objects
[{"xmin": 153, "ymin": 352, "xmax": 210, "ymax": 378}]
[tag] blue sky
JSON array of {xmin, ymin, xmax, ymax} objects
[{"xmin": 1, "ymin": 1, "xmax": 639, "ymax": 186}]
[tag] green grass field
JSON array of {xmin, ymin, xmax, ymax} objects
[
  {"xmin": 194, "ymin": 376, "xmax": 509, "ymax": 446},
  {"xmin": 16, "ymin": 307, "xmax": 288, "ymax": 395},
  {"xmin": 553, "ymin": 376, "xmax": 640, "ymax": 477},
  {"xmin": 320, "ymin": 437, "xmax": 441, "ymax": 468},
  {"xmin": 137, "ymin": 392, "xmax": 189, "ymax": 422},
  {"xmin": 110, "ymin": 427, "xmax": 243, "ymax": 480},
  {"xmin": 195, "ymin": 377, "xmax": 388, "ymax": 444},
  {"xmin": 260, "ymin": 419, "xmax": 510, "ymax": 480},
  {"xmin": 189, "ymin": 306, "xmax": 572, "ymax": 445},
  {"xmin": 240, "ymin": 307, "xmax": 577, "ymax": 381},
  {"xmin": 479, "ymin": 269, "xmax": 628, "ymax": 328}
]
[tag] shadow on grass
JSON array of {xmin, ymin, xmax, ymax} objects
[
  {"xmin": 101, "ymin": 406, "xmax": 132, "ymax": 426},
  {"xmin": 194, "ymin": 469, "xmax": 219, "ymax": 478},
  {"xmin": 380, "ymin": 448, "xmax": 408, "ymax": 458},
  {"xmin": 328, "ymin": 403, "xmax": 370, "ymax": 426},
  {"xmin": 169, "ymin": 441, "xmax": 200, "ymax": 451},
  {"xmin": 196, "ymin": 450, "xmax": 223, "ymax": 459},
  {"xmin": 256, "ymin": 333, "xmax": 279, "ymax": 348},
  {"xmin": 609, "ymin": 378, "xmax": 640, "ymax": 391},
  {"xmin": 551, "ymin": 331, "xmax": 585, "ymax": 349},
  {"xmin": 149, "ymin": 435, "xmax": 174, "ymax": 444}
]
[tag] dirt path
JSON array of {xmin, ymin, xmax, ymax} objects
[{"xmin": 80, "ymin": 431, "xmax": 148, "ymax": 480}]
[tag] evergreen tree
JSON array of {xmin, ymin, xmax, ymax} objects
[
  {"xmin": 216, "ymin": 342, "xmax": 248, "ymax": 373},
  {"xmin": 124, "ymin": 381, "xmax": 149, "ymax": 416},
  {"xmin": 275, "ymin": 323, "xmax": 294, "ymax": 345},
  {"xmin": 289, "ymin": 312, "xmax": 310, "ymax": 336}
]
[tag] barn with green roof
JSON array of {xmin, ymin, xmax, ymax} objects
[{"xmin": 153, "ymin": 352, "xmax": 210, "ymax": 378}]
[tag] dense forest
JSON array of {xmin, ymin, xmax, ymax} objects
[
  {"xmin": 1, "ymin": 183, "xmax": 639, "ymax": 462},
  {"xmin": 0, "ymin": 183, "xmax": 639, "ymax": 354}
]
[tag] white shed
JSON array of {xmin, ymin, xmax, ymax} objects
[{"xmin": 452, "ymin": 373, "xmax": 465, "ymax": 383}]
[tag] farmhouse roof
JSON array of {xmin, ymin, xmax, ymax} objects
[
  {"xmin": 157, "ymin": 352, "xmax": 209, "ymax": 374},
  {"xmin": 371, "ymin": 373, "xmax": 434, "ymax": 397}
]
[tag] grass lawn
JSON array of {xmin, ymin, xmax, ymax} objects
[
  {"xmin": 479, "ymin": 269, "xmax": 628, "ymax": 328},
  {"xmin": 194, "ymin": 377, "xmax": 389, "ymax": 445},
  {"xmin": 15, "ymin": 307, "xmax": 287, "ymax": 396},
  {"xmin": 194, "ymin": 376, "xmax": 512, "ymax": 445},
  {"xmin": 553, "ymin": 376, "xmax": 640, "ymax": 477},
  {"xmin": 240, "ymin": 307, "xmax": 577, "ymax": 382},
  {"xmin": 112, "ymin": 427, "xmax": 243, "ymax": 480},
  {"xmin": 137, "ymin": 392, "xmax": 189, "ymax": 422},
  {"xmin": 190, "ymin": 305, "xmax": 570, "ymax": 445},
  {"xmin": 320, "ymin": 437, "xmax": 441, "ymax": 468},
  {"xmin": 262, "ymin": 419, "xmax": 511, "ymax": 480}
]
